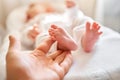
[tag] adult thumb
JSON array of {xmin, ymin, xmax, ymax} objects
[{"xmin": 8, "ymin": 35, "xmax": 21, "ymax": 53}]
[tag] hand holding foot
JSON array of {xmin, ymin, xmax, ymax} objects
[
  {"xmin": 49, "ymin": 24, "xmax": 77, "ymax": 51},
  {"xmin": 6, "ymin": 35, "xmax": 73, "ymax": 80},
  {"xmin": 81, "ymin": 22, "xmax": 103, "ymax": 52}
]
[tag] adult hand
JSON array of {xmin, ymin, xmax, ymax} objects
[{"xmin": 6, "ymin": 35, "xmax": 73, "ymax": 80}]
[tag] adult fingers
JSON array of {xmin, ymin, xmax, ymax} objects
[
  {"xmin": 6, "ymin": 35, "xmax": 21, "ymax": 61},
  {"xmin": 8, "ymin": 35, "xmax": 21, "ymax": 53},
  {"xmin": 47, "ymin": 50, "xmax": 63, "ymax": 60},
  {"xmin": 60, "ymin": 53, "xmax": 73, "ymax": 74},
  {"xmin": 34, "ymin": 37, "xmax": 54, "ymax": 56},
  {"xmin": 54, "ymin": 51, "xmax": 69, "ymax": 64}
]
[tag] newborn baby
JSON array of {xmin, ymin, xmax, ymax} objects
[
  {"xmin": 26, "ymin": 2, "xmax": 56, "ymax": 22},
  {"xmin": 7, "ymin": 0, "xmax": 102, "ymax": 53}
]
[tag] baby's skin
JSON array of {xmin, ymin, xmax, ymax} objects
[
  {"xmin": 27, "ymin": 24, "xmax": 40, "ymax": 41},
  {"xmin": 81, "ymin": 22, "xmax": 103, "ymax": 52},
  {"xmin": 65, "ymin": 0, "xmax": 76, "ymax": 8},
  {"xmin": 49, "ymin": 25, "xmax": 77, "ymax": 51}
]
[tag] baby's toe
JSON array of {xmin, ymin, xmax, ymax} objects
[
  {"xmin": 51, "ymin": 36, "xmax": 56, "ymax": 41},
  {"xmin": 51, "ymin": 24, "xmax": 58, "ymax": 29}
]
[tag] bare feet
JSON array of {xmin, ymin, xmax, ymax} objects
[
  {"xmin": 65, "ymin": 0, "xmax": 76, "ymax": 8},
  {"xmin": 81, "ymin": 22, "xmax": 103, "ymax": 52},
  {"xmin": 49, "ymin": 24, "xmax": 77, "ymax": 51}
]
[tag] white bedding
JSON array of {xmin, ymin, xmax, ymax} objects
[{"xmin": 1, "ymin": 5, "xmax": 120, "ymax": 80}]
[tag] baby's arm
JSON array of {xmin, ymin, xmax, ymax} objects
[
  {"xmin": 81, "ymin": 22, "xmax": 102, "ymax": 52},
  {"xmin": 21, "ymin": 27, "xmax": 35, "ymax": 49},
  {"xmin": 20, "ymin": 24, "xmax": 40, "ymax": 49},
  {"xmin": 27, "ymin": 24, "xmax": 40, "ymax": 41}
]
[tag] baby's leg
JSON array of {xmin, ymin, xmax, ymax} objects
[
  {"xmin": 81, "ymin": 22, "xmax": 102, "ymax": 52},
  {"xmin": 49, "ymin": 25, "xmax": 77, "ymax": 51}
]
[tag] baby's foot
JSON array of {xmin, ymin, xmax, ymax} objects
[
  {"xmin": 65, "ymin": 0, "xmax": 76, "ymax": 8},
  {"xmin": 49, "ymin": 25, "xmax": 77, "ymax": 50},
  {"xmin": 82, "ymin": 22, "xmax": 103, "ymax": 52}
]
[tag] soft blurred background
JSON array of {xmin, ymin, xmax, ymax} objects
[
  {"xmin": 0, "ymin": 0, "xmax": 120, "ymax": 45},
  {"xmin": 0, "ymin": 0, "xmax": 120, "ymax": 31},
  {"xmin": 0, "ymin": 0, "xmax": 120, "ymax": 28},
  {"xmin": 104, "ymin": 0, "xmax": 120, "ymax": 32}
]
